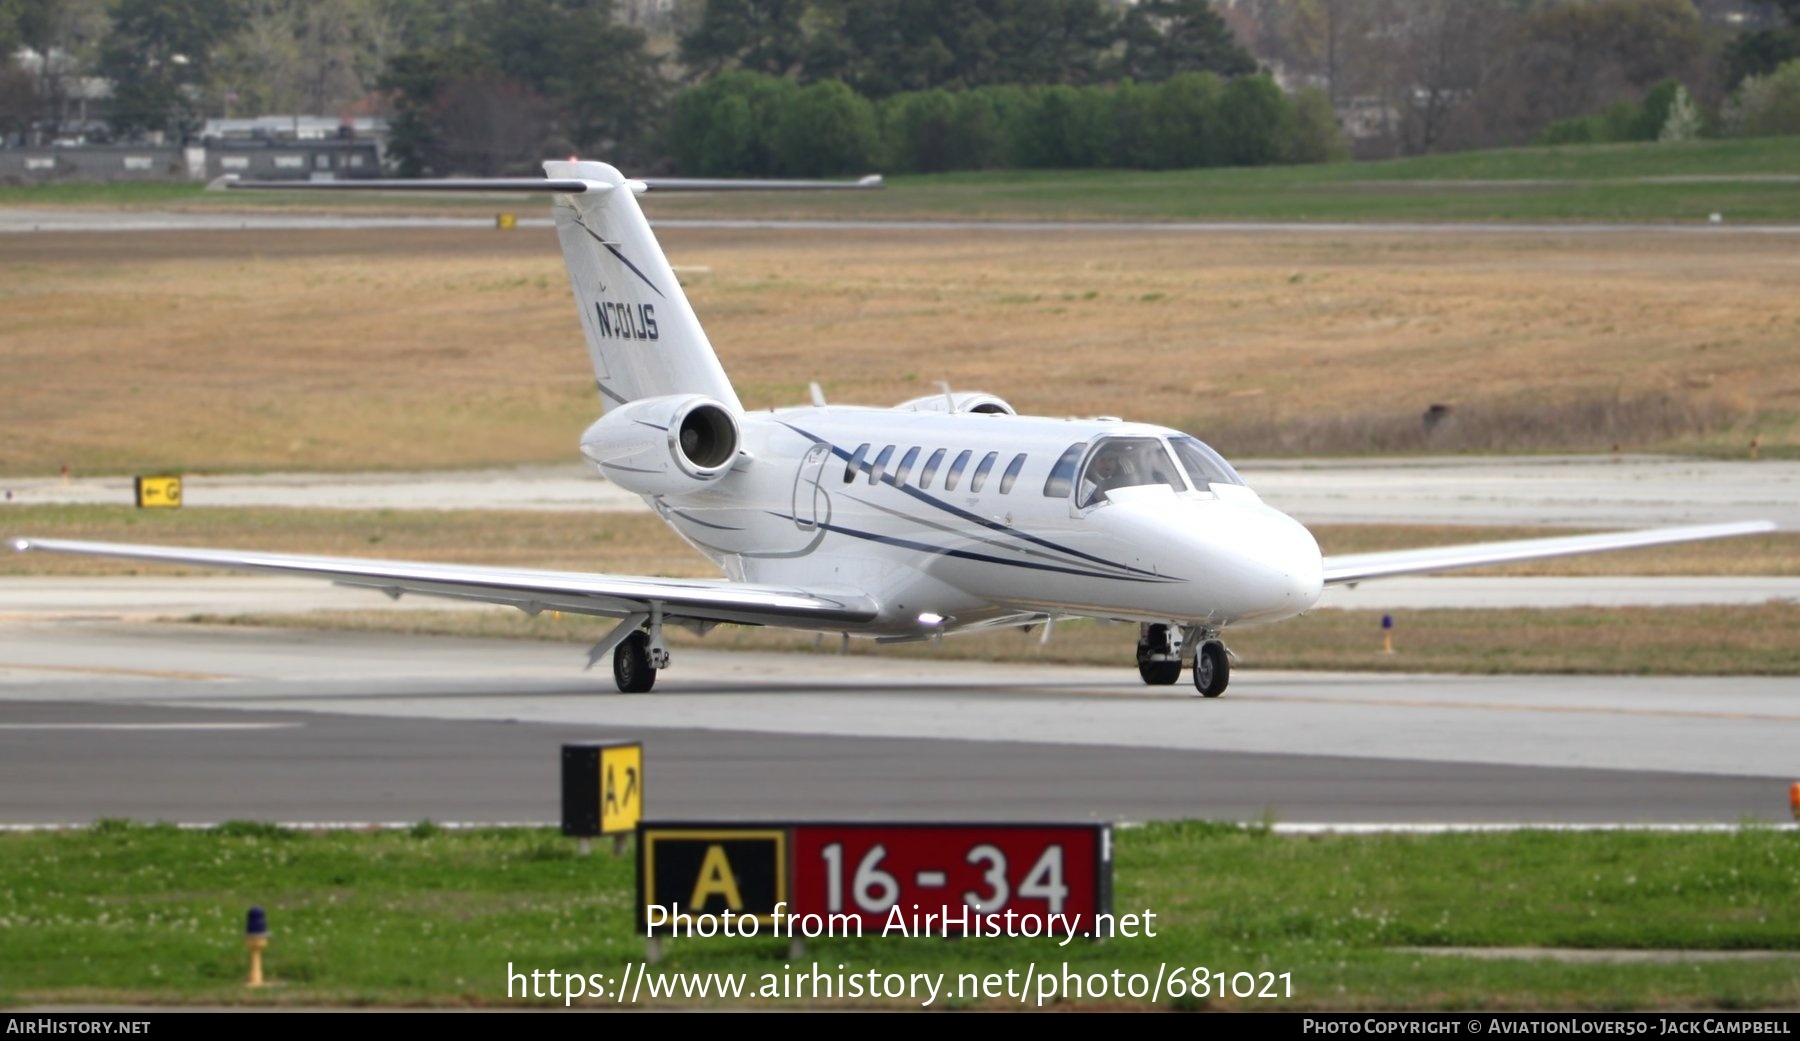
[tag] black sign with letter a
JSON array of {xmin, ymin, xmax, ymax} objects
[{"xmin": 636, "ymin": 824, "xmax": 787, "ymax": 932}]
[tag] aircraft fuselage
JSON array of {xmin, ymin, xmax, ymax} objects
[{"xmin": 639, "ymin": 407, "xmax": 1326, "ymax": 640}]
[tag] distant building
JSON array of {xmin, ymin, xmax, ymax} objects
[
  {"xmin": 200, "ymin": 115, "xmax": 386, "ymax": 143},
  {"xmin": 2, "ymin": 114, "xmax": 388, "ymax": 183},
  {"xmin": 200, "ymin": 116, "xmax": 387, "ymax": 182}
]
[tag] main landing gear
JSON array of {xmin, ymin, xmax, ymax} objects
[
  {"xmin": 1136, "ymin": 622, "xmax": 1230, "ymax": 697},
  {"xmin": 591, "ymin": 609, "xmax": 673, "ymax": 693},
  {"xmin": 613, "ymin": 630, "xmax": 663, "ymax": 693},
  {"xmin": 1136, "ymin": 623, "xmax": 1184, "ymax": 685}
]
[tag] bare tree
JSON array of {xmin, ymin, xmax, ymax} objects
[
  {"xmin": 12, "ymin": 0, "xmax": 110, "ymax": 137},
  {"xmin": 216, "ymin": 0, "xmax": 303, "ymax": 114},
  {"xmin": 1467, "ymin": 0, "xmax": 1707, "ymax": 148},
  {"xmin": 1389, "ymin": 0, "xmax": 1511, "ymax": 153},
  {"xmin": 431, "ymin": 74, "xmax": 555, "ymax": 176},
  {"xmin": 300, "ymin": 0, "xmax": 363, "ymax": 114}
]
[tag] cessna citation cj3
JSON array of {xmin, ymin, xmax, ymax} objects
[{"xmin": 13, "ymin": 160, "xmax": 1776, "ymax": 695}]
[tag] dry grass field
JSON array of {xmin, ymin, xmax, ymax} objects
[{"xmin": 3, "ymin": 224, "xmax": 1798, "ymax": 476}]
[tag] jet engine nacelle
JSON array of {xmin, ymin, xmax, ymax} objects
[
  {"xmin": 579, "ymin": 394, "xmax": 742, "ymax": 496},
  {"xmin": 895, "ymin": 391, "xmax": 1016, "ymax": 416}
]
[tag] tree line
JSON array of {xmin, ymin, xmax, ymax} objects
[
  {"xmin": 3, "ymin": 0, "xmax": 1799, "ymax": 175},
  {"xmin": 386, "ymin": 0, "xmax": 1273, "ymax": 175},
  {"xmin": 670, "ymin": 70, "xmax": 1343, "ymax": 177},
  {"xmin": 1235, "ymin": 0, "xmax": 1800, "ymax": 155}
]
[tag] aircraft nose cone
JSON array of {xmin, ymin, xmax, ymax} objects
[
  {"xmin": 1262, "ymin": 512, "xmax": 1323, "ymax": 603},
  {"xmin": 1226, "ymin": 506, "xmax": 1323, "ymax": 619}
]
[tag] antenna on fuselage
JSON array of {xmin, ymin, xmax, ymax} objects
[
  {"xmin": 934, "ymin": 380, "xmax": 956, "ymax": 413},
  {"xmin": 808, "ymin": 382, "xmax": 828, "ymax": 407}
]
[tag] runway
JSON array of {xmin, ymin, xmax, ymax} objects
[
  {"xmin": 1, "ymin": 619, "xmax": 1793, "ymax": 826},
  {"xmin": 1248, "ymin": 455, "xmax": 1800, "ymax": 530}
]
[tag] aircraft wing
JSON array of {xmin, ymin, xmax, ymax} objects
[
  {"xmin": 1321, "ymin": 521, "xmax": 1777, "ymax": 586},
  {"xmin": 9, "ymin": 538, "xmax": 879, "ymax": 629}
]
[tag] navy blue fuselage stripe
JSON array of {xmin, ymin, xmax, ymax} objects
[
  {"xmin": 570, "ymin": 216, "xmax": 665, "ymax": 299},
  {"xmin": 603, "ymin": 243, "xmax": 665, "ymax": 298},
  {"xmin": 668, "ymin": 509, "xmax": 744, "ymax": 531},
  {"xmin": 779, "ymin": 423, "xmax": 1168, "ymax": 580},
  {"xmin": 764, "ymin": 512, "xmax": 1168, "ymax": 584},
  {"xmin": 843, "ymin": 491, "xmax": 1176, "ymax": 583}
]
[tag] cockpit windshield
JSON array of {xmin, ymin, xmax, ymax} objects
[
  {"xmin": 1076, "ymin": 437, "xmax": 1184, "ymax": 508},
  {"xmin": 1170, "ymin": 435, "xmax": 1245, "ymax": 489}
]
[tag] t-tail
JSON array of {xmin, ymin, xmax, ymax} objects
[{"xmin": 545, "ymin": 160, "xmax": 740, "ymax": 413}]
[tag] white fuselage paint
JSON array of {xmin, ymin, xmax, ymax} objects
[{"xmin": 633, "ymin": 407, "xmax": 1325, "ymax": 640}]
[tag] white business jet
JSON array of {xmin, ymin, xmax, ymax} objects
[{"xmin": 12, "ymin": 161, "xmax": 1775, "ymax": 695}]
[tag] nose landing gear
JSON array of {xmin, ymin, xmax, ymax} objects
[
  {"xmin": 1193, "ymin": 638, "xmax": 1230, "ymax": 698},
  {"xmin": 1137, "ymin": 622, "xmax": 1230, "ymax": 696}
]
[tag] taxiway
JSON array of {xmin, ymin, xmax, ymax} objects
[{"xmin": 1, "ymin": 620, "xmax": 1792, "ymax": 826}]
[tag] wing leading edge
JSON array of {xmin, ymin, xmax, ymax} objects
[
  {"xmin": 9, "ymin": 538, "xmax": 879, "ymax": 628},
  {"xmin": 1321, "ymin": 521, "xmax": 1777, "ymax": 586}
]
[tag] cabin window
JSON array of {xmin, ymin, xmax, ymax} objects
[
  {"xmin": 845, "ymin": 443, "xmax": 870, "ymax": 484},
  {"xmin": 969, "ymin": 451, "xmax": 999, "ymax": 492},
  {"xmin": 1043, "ymin": 442, "xmax": 1085, "ymax": 498},
  {"xmin": 869, "ymin": 445, "xmax": 895, "ymax": 485},
  {"xmin": 998, "ymin": 453, "xmax": 1027, "ymax": 494},
  {"xmin": 920, "ymin": 448, "xmax": 946, "ymax": 489},
  {"xmin": 944, "ymin": 450, "xmax": 973, "ymax": 491},
  {"xmin": 894, "ymin": 446, "xmax": 922, "ymax": 485}
]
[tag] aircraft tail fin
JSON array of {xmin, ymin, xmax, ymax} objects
[{"xmin": 542, "ymin": 160, "xmax": 741, "ymax": 413}]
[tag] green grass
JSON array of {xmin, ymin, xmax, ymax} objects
[
  {"xmin": 1, "ymin": 822, "xmax": 1794, "ymax": 1009},
  {"xmin": 0, "ymin": 181, "xmax": 214, "ymax": 207},
  {"xmin": 6, "ymin": 137, "xmax": 1798, "ymax": 223}
]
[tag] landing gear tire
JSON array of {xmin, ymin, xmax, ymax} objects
[
  {"xmin": 1137, "ymin": 622, "xmax": 1182, "ymax": 685},
  {"xmin": 1137, "ymin": 659, "xmax": 1183, "ymax": 685},
  {"xmin": 1193, "ymin": 641, "xmax": 1229, "ymax": 698},
  {"xmin": 613, "ymin": 631, "xmax": 657, "ymax": 693}
]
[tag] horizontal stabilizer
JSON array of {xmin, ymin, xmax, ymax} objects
[
  {"xmin": 216, "ymin": 176, "xmax": 603, "ymax": 193},
  {"xmin": 640, "ymin": 175, "xmax": 883, "ymax": 191},
  {"xmin": 213, "ymin": 173, "xmax": 882, "ymax": 194}
]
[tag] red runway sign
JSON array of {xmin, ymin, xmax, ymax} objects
[{"xmin": 789, "ymin": 824, "xmax": 1110, "ymax": 936}]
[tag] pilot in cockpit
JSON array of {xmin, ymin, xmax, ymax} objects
[{"xmin": 1079, "ymin": 446, "xmax": 1131, "ymax": 508}]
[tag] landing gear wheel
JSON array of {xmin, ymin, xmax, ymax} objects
[
  {"xmin": 1137, "ymin": 622, "xmax": 1182, "ymax": 685},
  {"xmin": 613, "ymin": 631, "xmax": 657, "ymax": 693},
  {"xmin": 1193, "ymin": 641, "xmax": 1229, "ymax": 698},
  {"xmin": 1137, "ymin": 659, "xmax": 1183, "ymax": 685}
]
